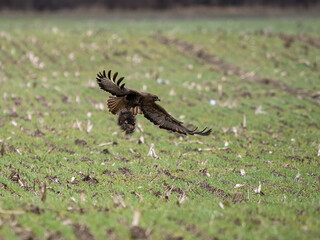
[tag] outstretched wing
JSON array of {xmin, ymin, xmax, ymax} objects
[
  {"xmin": 96, "ymin": 70, "xmax": 128, "ymax": 96},
  {"xmin": 141, "ymin": 103, "xmax": 211, "ymax": 136}
]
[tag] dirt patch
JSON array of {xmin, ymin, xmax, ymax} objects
[
  {"xmin": 106, "ymin": 229, "xmax": 119, "ymax": 240},
  {"xmin": 16, "ymin": 225, "xmax": 37, "ymax": 240},
  {"xmin": 130, "ymin": 226, "xmax": 150, "ymax": 240},
  {"xmin": 271, "ymin": 170, "xmax": 286, "ymax": 178},
  {"xmin": 25, "ymin": 205, "xmax": 43, "ymax": 215},
  {"xmin": 61, "ymin": 94, "xmax": 71, "ymax": 104},
  {"xmin": 47, "ymin": 175, "xmax": 62, "ymax": 185},
  {"xmin": 114, "ymin": 156, "xmax": 130, "ymax": 163},
  {"xmin": 199, "ymin": 181, "xmax": 231, "ymax": 200},
  {"xmin": 255, "ymin": 31, "xmax": 320, "ymax": 50},
  {"xmin": 159, "ymin": 169, "xmax": 176, "ymax": 180},
  {"xmin": 58, "ymin": 147, "xmax": 75, "ymax": 155},
  {"xmin": 156, "ymin": 35, "xmax": 244, "ymax": 76},
  {"xmin": 73, "ymin": 224, "xmax": 95, "ymax": 240},
  {"xmin": 158, "ymin": 169, "xmax": 186, "ymax": 182},
  {"xmin": 1, "ymin": 143, "xmax": 19, "ymax": 156},
  {"xmin": 101, "ymin": 148, "xmax": 110, "ymax": 154},
  {"xmin": 165, "ymin": 233, "xmax": 184, "ymax": 240},
  {"xmin": 75, "ymin": 139, "xmax": 87, "ymax": 147},
  {"xmin": 118, "ymin": 167, "xmax": 132, "ymax": 176},
  {"xmin": 9, "ymin": 170, "xmax": 31, "ymax": 190},
  {"xmin": 163, "ymin": 182, "xmax": 185, "ymax": 195},
  {"xmin": 312, "ymin": 92, "xmax": 320, "ymax": 100},
  {"xmin": 2, "ymin": 217, "xmax": 37, "ymax": 240},
  {"xmin": 232, "ymin": 192, "xmax": 246, "ymax": 204},
  {"xmin": 81, "ymin": 157, "xmax": 93, "ymax": 163},
  {"xmin": 35, "ymin": 95, "xmax": 50, "ymax": 109},
  {"xmin": 82, "ymin": 175, "xmax": 99, "ymax": 185},
  {"xmin": 186, "ymin": 224, "xmax": 217, "ymax": 240},
  {"xmin": 135, "ymin": 49, "xmax": 152, "ymax": 60},
  {"xmin": 32, "ymin": 129, "xmax": 45, "ymax": 137},
  {"xmin": 1, "ymin": 142, "xmax": 6, "ymax": 156},
  {"xmin": 0, "ymin": 116, "xmax": 5, "ymax": 127},
  {"xmin": 47, "ymin": 231, "xmax": 64, "ymax": 240},
  {"xmin": 11, "ymin": 96, "xmax": 22, "ymax": 106},
  {"xmin": 168, "ymin": 217, "xmax": 214, "ymax": 240},
  {"xmin": 155, "ymin": 35, "xmax": 317, "ymax": 101},
  {"xmin": 149, "ymin": 189, "xmax": 162, "ymax": 198},
  {"xmin": 102, "ymin": 169, "xmax": 114, "ymax": 177}
]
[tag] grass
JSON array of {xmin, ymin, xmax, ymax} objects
[{"xmin": 0, "ymin": 13, "xmax": 319, "ymax": 240}]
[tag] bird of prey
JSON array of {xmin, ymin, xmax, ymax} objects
[{"xmin": 96, "ymin": 70, "xmax": 211, "ymax": 136}]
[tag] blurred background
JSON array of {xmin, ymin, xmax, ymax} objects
[{"xmin": 1, "ymin": 0, "xmax": 320, "ymax": 11}]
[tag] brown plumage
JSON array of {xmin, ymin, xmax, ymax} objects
[
  {"xmin": 96, "ymin": 70, "xmax": 211, "ymax": 136},
  {"xmin": 118, "ymin": 110, "xmax": 136, "ymax": 135}
]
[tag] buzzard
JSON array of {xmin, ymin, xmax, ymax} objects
[{"xmin": 96, "ymin": 70, "xmax": 211, "ymax": 136}]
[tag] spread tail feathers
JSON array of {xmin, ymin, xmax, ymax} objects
[{"xmin": 107, "ymin": 96, "xmax": 127, "ymax": 115}]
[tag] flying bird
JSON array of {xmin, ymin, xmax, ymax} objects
[{"xmin": 96, "ymin": 70, "xmax": 211, "ymax": 136}]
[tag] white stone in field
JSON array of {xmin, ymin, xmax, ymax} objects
[
  {"xmin": 210, "ymin": 99, "xmax": 216, "ymax": 106},
  {"xmin": 52, "ymin": 27, "xmax": 59, "ymax": 34},
  {"xmin": 68, "ymin": 53, "xmax": 75, "ymax": 61},
  {"xmin": 187, "ymin": 64, "xmax": 193, "ymax": 70},
  {"xmin": 76, "ymin": 96, "xmax": 81, "ymax": 104},
  {"xmin": 147, "ymin": 143, "xmax": 159, "ymax": 159},
  {"xmin": 169, "ymin": 89, "xmax": 176, "ymax": 96},
  {"xmin": 255, "ymin": 106, "xmax": 267, "ymax": 115},
  {"xmin": 87, "ymin": 30, "xmax": 93, "ymax": 37},
  {"xmin": 16, "ymin": 149, "xmax": 22, "ymax": 155},
  {"xmin": 139, "ymin": 136, "xmax": 145, "ymax": 144},
  {"xmin": 86, "ymin": 120, "xmax": 93, "ymax": 133},
  {"xmin": 254, "ymin": 180, "xmax": 262, "ymax": 194}
]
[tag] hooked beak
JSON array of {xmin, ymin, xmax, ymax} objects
[{"xmin": 156, "ymin": 98, "xmax": 161, "ymax": 101}]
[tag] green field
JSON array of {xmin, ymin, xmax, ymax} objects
[{"xmin": 0, "ymin": 13, "xmax": 319, "ymax": 239}]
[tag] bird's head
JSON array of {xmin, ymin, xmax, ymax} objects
[
  {"xmin": 143, "ymin": 93, "xmax": 160, "ymax": 102},
  {"xmin": 153, "ymin": 95, "xmax": 161, "ymax": 102}
]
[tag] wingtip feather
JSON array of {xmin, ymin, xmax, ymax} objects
[
  {"xmin": 188, "ymin": 127, "xmax": 212, "ymax": 136},
  {"xmin": 113, "ymin": 72, "xmax": 118, "ymax": 81},
  {"xmin": 117, "ymin": 77, "xmax": 125, "ymax": 86}
]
